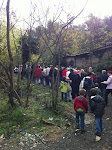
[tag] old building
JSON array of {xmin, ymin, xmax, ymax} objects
[{"xmin": 64, "ymin": 45, "xmax": 112, "ymax": 69}]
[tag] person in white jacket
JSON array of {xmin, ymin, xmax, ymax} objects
[{"xmin": 102, "ymin": 71, "xmax": 112, "ymax": 105}]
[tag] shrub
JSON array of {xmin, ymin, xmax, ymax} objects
[{"xmin": 94, "ymin": 59, "xmax": 112, "ymax": 72}]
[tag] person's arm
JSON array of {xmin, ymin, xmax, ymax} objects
[
  {"xmin": 84, "ymin": 99, "xmax": 88, "ymax": 113},
  {"xmin": 91, "ymin": 78, "xmax": 95, "ymax": 87},
  {"xmin": 81, "ymin": 77, "xmax": 85, "ymax": 88},
  {"xmin": 59, "ymin": 82, "xmax": 62, "ymax": 89},
  {"xmin": 102, "ymin": 76, "xmax": 111, "ymax": 85},
  {"xmin": 90, "ymin": 99, "xmax": 96, "ymax": 111},
  {"xmin": 73, "ymin": 98, "xmax": 77, "ymax": 110}
]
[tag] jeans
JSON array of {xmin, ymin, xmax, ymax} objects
[
  {"xmin": 76, "ymin": 111, "xmax": 85, "ymax": 130},
  {"xmin": 68, "ymin": 89, "xmax": 72, "ymax": 101},
  {"xmin": 72, "ymin": 87, "xmax": 79, "ymax": 99},
  {"xmin": 61, "ymin": 92, "xmax": 67, "ymax": 102},
  {"xmin": 101, "ymin": 88, "xmax": 106, "ymax": 99},
  {"xmin": 35, "ymin": 77, "xmax": 41, "ymax": 84},
  {"xmin": 95, "ymin": 116, "xmax": 103, "ymax": 136},
  {"xmin": 105, "ymin": 89, "xmax": 112, "ymax": 105},
  {"xmin": 84, "ymin": 88, "xmax": 91, "ymax": 98}
]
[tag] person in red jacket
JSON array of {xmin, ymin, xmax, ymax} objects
[
  {"xmin": 74, "ymin": 89, "xmax": 88, "ymax": 133},
  {"xmin": 62, "ymin": 67, "xmax": 67, "ymax": 77},
  {"xmin": 34, "ymin": 66, "xmax": 42, "ymax": 84}
]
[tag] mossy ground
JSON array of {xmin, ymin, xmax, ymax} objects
[{"xmin": 0, "ymin": 81, "xmax": 75, "ymax": 148}]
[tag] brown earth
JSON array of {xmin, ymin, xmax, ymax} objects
[{"xmin": 1, "ymin": 95, "xmax": 112, "ymax": 150}]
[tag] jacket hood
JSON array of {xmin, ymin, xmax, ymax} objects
[
  {"xmin": 91, "ymin": 95, "xmax": 103, "ymax": 103},
  {"xmin": 78, "ymin": 96, "xmax": 83, "ymax": 100}
]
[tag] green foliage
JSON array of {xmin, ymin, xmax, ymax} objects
[
  {"xmin": 0, "ymin": 104, "xmax": 27, "ymax": 137},
  {"xmin": 0, "ymin": 82, "xmax": 75, "ymax": 138},
  {"xmin": 20, "ymin": 34, "xmax": 39, "ymax": 65},
  {"xmin": 94, "ymin": 59, "xmax": 112, "ymax": 72},
  {"xmin": 1, "ymin": 8, "xmax": 112, "ymax": 66}
]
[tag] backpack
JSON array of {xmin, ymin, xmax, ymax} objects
[{"xmin": 83, "ymin": 78, "xmax": 91, "ymax": 89}]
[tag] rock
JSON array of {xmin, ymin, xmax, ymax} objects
[{"xmin": 19, "ymin": 142, "xmax": 24, "ymax": 146}]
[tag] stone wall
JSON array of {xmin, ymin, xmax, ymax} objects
[{"xmin": 64, "ymin": 45, "xmax": 112, "ymax": 69}]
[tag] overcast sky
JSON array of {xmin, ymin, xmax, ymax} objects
[{"xmin": 0, "ymin": 0, "xmax": 112, "ymax": 28}]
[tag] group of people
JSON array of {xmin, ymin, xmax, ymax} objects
[
  {"xmin": 14, "ymin": 64, "xmax": 112, "ymax": 141},
  {"xmin": 57, "ymin": 67, "xmax": 112, "ymax": 142},
  {"xmin": 19, "ymin": 64, "xmax": 112, "ymax": 108},
  {"xmin": 72, "ymin": 70, "xmax": 112, "ymax": 142}
]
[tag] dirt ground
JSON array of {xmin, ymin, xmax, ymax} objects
[{"xmin": 1, "ymin": 95, "xmax": 112, "ymax": 150}]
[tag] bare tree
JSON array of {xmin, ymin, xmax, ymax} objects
[
  {"xmin": 0, "ymin": 0, "xmax": 22, "ymax": 106},
  {"xmin": 35, "ymin": 0, "xmax": 88, "ymax": 109}
]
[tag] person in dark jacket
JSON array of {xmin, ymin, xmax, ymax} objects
[
  {"xmin": 95, "ymin": 83, "xmax": 102, "ymax": 96},
  {"xmin": 90, "ymin": 88, "xmax": 106, "ymax": 141},
  {"xmin": 83, "ymin": 72, "xmax": 95, "ymax": 97},
  {"xmin": 97, "ymin": 70, "xmax": 108, "ymax": 99},
  {"xmin": 69, "ymin": 69, "xmax": 81, "ymax": 99}
]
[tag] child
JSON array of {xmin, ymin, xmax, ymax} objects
[
  {"xmin": 95, "ymin": 83, "xmax": 102, "ymax": 96},
  {"xmin": 60, "ymin": 77, "xmax": 69, "ymax": 102},
  {"xmin": 66, "ymin": 77, "xmax": 72, "ymax": 102},
  {"xmin": 74, "ymin": 89, "xmax": 88, "ymax": 133},
  {"xmin": 90, "ymin": 88, "xmax": 106, "ymax": 141}
]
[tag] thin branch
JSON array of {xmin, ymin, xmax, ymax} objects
[
  {"xmin": 0, "ymin": 77, "xmax": 22, "ymax": 106},
  {"xmin": 0, "ymin": 61, "xmax": 11, "ymax": 81},
  {"xmin": 61, "ymin": 0, "xmax": 88, "ymax": 31}
]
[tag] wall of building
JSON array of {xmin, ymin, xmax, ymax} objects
[{"xmin": 65, "ymin": 46, "xmax": 112, "ymax": 69}]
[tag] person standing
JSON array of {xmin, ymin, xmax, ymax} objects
[
  {"xmin": 69, "ymin": 69, "xmax": 81, "ymax": 99},
  {"xmin": 60, "ymin": 77, "xmax": 69, "ymax": 102},
  {"xmin": 62, "ymin": 67, "xmax": 67, "ymax": 77},
  {"xmin": 34, "ymin": 66, "xmax": 42, "ymax": 84},
  {"xmin": 90, "ymin": 88, "xmax": 106, "ymax": 141},
  {"xmin": 45, "ymin": 66, "xmax": 50, "ymax": 85},
  {"xmin": 82, "ymin": 72, "xmax": 95, "ymax": 97},
  {"xmin": 59, "ymin": 67, "xmax": 63, "ymax": 82},
  {"xmin": 97, "ymin": 70, "xmax": 108, "ymax": 99},
  {"xmin": 74, "ymin": 89, "xmax": 88, "ymax": 133},
  {"xmin": 102, "ymin": 71, "xmax": 112, "ymax": 105}
]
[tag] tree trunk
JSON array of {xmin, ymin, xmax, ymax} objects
[{"xmin": 6, "ymin": 0, "xmax": 14, "ymax": 106}]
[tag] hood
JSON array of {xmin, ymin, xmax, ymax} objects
[
  {"xmin": 61, "ymin": 81, "xmax": 67, "ymax": 85},
  {"xmin": 78, "ymin": 96, "xmax": 83, "ymax": 100},
  {"xmin": 91, "ymin": 95, "xmax": 103, "ymax": 103}
]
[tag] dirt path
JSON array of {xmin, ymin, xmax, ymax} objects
[
  {"xmin": 31, "ymin": 96, "xmax": 112, "ymax": 150},
  {"xmin": 2, "ymin": 96, "xmax": 112, "ymax": 150}
]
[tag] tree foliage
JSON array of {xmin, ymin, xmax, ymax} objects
[
  {"xmin": 20, "ymin": 34, "xmax": 39, "ymax": 65},
  {"xmin": 1, "ymin": 9, "xmax": 112, "ymax": 66}
]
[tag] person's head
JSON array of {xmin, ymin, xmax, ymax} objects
[
  {"xmin": 87, "ymin": 72, "xmax": 93, "ymax": 77},
  {"xmin": 63, "ymin": 67, "xmax": 66, "ymax": 70},
  {"xmin": 66, "ymin": 77, "xmax": 70, "ymax": 80},
  {"xmin": 67, "ymin": 68, "xmax": 70, "ymax": 71},
  {"xmin": 70, "ymin": 68, "xmax": 73, "ymax": 72},
  {"xmin": 37, "ymin": 65, "xmax": 40, "ymax": 68},
  {"xmin": 74, "ymin": 70, "xmax": 78, "ymax": 74},
  {"xmin": 79, "ymin": 89, "xmax": 86, "ymax": 96},
  {"xmin": 95, "ymin": 83, "xmax": 99, "ymax": 87},
  {"xmin": 107, "ymin": 71, "xmax": 112, "ymax": 76},
  {"xmin": 88, "ymin": 67, "xmax": 93, "ymax": 72},
  {"xmin": 90, "ymin": 88, "xmax": 97, "ymax": 96},
  {"xmin": 102, "ymin": 70, "xmax": 106, "ymax": 74},
  {"xmin": 62, "ymin": 77, "xmax": 66, "ymax": 82}
]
